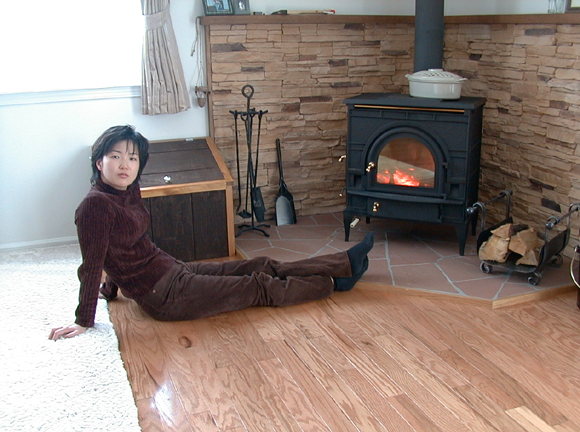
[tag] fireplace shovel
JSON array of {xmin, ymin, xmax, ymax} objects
[{"xmin": 275, "ymin": 138, "xmax": 297, "ymax": 225}]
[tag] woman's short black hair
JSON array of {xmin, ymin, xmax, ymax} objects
[{"xmin": 90, "ymin": 125, "xmax": 149, "ymax": 185}]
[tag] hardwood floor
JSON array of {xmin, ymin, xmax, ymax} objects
[{"xmin": 108, "ymin": 285, "xmax": 580, "ymax": 432}]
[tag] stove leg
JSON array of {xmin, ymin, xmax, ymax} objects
[
  {"xmin": 454, "ymin": 224, "xmax": 468, "ymax": 256},
  {"xmin": 577, "ymin": 289, "xmax": 580, "ymax": 310},
  {"xmin": 470, "ymin": 213, "xmax": 478, "ymax": 236},
  {"xmin": 343, "ymin": 212, "xmax": 352, "ymax": 241}
]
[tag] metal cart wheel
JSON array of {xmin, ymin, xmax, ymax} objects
[
  {"xmin": 480, "ymin": 262, "xmax": 493, "ymax": 274},
  {"xmin": 528, "ymin": 272, "xmax": 542, "ymax": 286}
]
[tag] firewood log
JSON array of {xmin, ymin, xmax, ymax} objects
[
  {"xmin": 479, "ymin": 222, "xmax": 545, "ymax": 264},
  {"xmin": 516, "ymin": 249, "xmax": 541, "ymax": 266},
  {"xmin": 509, "ymin": 227, "xmax": 544, "ymax": 256},
  {"xmin": 491, "ymin": 223, "xmax": 513, "ymax": 239},
  {"xmin": 479, "ymin": 235, "xmax": 510, "ymax": 262}
]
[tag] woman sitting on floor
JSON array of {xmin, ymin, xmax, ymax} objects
[{"xmin": 49, "ymin": 125, "xmax": 373, "ymax": 340}]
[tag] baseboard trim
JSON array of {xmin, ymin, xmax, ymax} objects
[
  {"xmin": 358, "ymin": 281, "xmax": 576, "ymax": 308},
  {"xmin": 0, "ymin": 237, "xmax": 78, "ymax": 252},
  {"xmin": 491, "ymin": 284, "xmax": 575, "ymax": 308},
  {"xmin": 359, "ymin": 282, "xmax": 493, "ymax": 306}
]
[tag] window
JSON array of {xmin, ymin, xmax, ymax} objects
[{"xmin": 0, "ymin": 1, "xmax": 142, "ymax": 95}]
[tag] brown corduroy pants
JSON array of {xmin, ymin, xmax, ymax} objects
[{"xmin": 137, "ymin": 251, "xmax": 352, "ymax": 321}]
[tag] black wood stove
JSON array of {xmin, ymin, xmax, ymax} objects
[{"xmin": 342, "ymin": 93, "xmax": 486, "ymax": 255}]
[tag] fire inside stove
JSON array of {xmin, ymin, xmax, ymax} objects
[{"xmin": 376, "ymin": 137, "xmax": 435, "ymax": 188}]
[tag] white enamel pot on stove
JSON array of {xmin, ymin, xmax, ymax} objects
[{"xmin": 405, "ymin": 69, "xmax": 467, "ymax": 99}]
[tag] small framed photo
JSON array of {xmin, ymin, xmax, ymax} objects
[
  {"xmin": 567, "ymin": 0, "xmax": 580, "ymax": 12},
  {"xmin": 233, "ymin": 0, "xmax": 251, "ymax": 15},
  {"xmin": 202, "ymin": 0, "xmax": 234, "ymax": 15}
]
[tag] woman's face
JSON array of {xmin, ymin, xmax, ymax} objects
[{"xmin": 96, "ymin": 140, "xmax": 140, "ymax": 190}]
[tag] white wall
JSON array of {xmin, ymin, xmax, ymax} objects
[
  {"xmin": 0, "ymin": 0, "xmax": 552, "ymax": 249},
  {"xmin": 0, "ymin": 0, "xmax": 207, "ymax": 249}
]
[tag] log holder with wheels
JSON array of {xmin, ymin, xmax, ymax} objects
[{"xmin": 467, "ymin": 190, "xmax": 579, "ymax": 286}]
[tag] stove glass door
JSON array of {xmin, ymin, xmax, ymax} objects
[{"xmin": 376, "ymin": 137, "xmax": 435, "ymax": 188}]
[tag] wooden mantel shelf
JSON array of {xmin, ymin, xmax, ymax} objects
[{"xmin": 200, "ymin": 13, "xmax": 580, "ymax": 26}]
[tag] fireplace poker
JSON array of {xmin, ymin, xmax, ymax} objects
[
  {"xmin": 242, "ymin": 109, "xmax": 266, "ymax": 223},
  {"xmin": 229, "ymin": 109, "xmax": 251, "ymax": 218},
  {"xmin": 254, "ymin": 110, "xmax": 266, "ymax": 181}
]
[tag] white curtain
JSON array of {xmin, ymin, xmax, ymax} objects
[{"xmin": 141, "ymin": 0, "xmax": 191, "ymax": 115}]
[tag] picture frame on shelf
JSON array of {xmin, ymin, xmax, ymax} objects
[
  {"xmin": 567, "ymin": 0, "xmax": 580, "ymax": 12},
  {"xmin": 233, "ymin": 0, "xmax": 251, "ymax": 15},
  {"xmin": 202, "ymin": 0, "xmax": 234, "ymax": 16}
]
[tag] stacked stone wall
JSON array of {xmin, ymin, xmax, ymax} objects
[{"xmin": 205, "ymin": 20, "xmax": 580, "ymax": 254}]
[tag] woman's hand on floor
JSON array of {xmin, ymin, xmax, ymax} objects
[{"xmin": 48, "ymin": 323, "xmax": 87, "ymax": 341}]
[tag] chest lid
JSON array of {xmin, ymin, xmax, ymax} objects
[{"xmin": 140, "ymin": 138, "xmax": 223, "ymax": 188}]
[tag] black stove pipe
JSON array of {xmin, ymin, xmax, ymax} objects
[{"xmin": 414, "ymin": 0, "xmax": 444, "ymax": 72}]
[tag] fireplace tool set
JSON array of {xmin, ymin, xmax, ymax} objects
[
  {"xmin": 467, "ymin": 190, "xmax": 580, "ymax": 286},
  {"xmin": 230, "ymin": 84, "xmax": 270, "ymax": 237}
]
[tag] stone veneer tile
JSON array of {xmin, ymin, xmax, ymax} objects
[
  {"xmin": 269, "ymin": 239, "xmax": 336, "ymax": 256},
  {"xmin": 368, "ymin": 240, "xmax": 387, "ymax": 260},
  {"xmin": 391, "ymin": 263, "xmax": 458, "ymax": 294},
  {"xmin": 508, "ymin": 257, "xmax": 572, "ymax": 287},
  {"xmin": 422, "ymin": 237, "xmax": 478, "ymax": 258},
  {"xmin": 290, "ymin": 215, "xmax": 319, "ymax": 226},
  {"xmin": 387, "ymin": 234, "xmax": 442, "ymax": 266},
  {"xmin": 496, "ymin": 282, "xmax": 538, "ymax": 298},
  {"xmin": 326, "ymin": 238, "xmax": 354, "ymax": 252},
  {"xmin": 235, "ymin": 238, "xmax": 272, "ymax": 254},
  {"xmin": 455, "ymin": 278, "xmax": 506, "ymax": 300},
  {"xmin": 236, "ymin": 226, "xmax": 281, "ymax": 240},
  {"xmin": 276, "ymin": 225, "xmax": 340, "ymax": 239},
  {"xmin": 314, "ymin": 245, "xmax": 348, "ymax": 256},
  {"xmin": 437, "ymin": 255, "xmax": 489, "ymax": 283},
  {"xmin": 310, "ymin": 213, "xmax": 342, "ymax": 225},
  {"xmin": 361, "ymin": 258, "xmax": 394, "ymax": 285},
  {"xmin": 250, "ymin": 247, "xmax": 311, "ymax": 262}
]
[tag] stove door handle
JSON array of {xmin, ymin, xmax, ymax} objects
[{"xmin": 366, "ymin": 161, "xmax": 376, "ymax": 173}]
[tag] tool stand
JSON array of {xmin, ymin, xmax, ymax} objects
[{"xmin": 230, "ymin": 84, "xmax": 269, "ymax": 237}]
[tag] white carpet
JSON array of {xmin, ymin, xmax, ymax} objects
[{"xmin": 0, "ymin": 244, "xmax": 141, "ymax": 432}]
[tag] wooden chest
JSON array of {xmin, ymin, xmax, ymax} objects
[{"xmin": 140, "ymin": 137, "xmax": 235, "ymax": 262}]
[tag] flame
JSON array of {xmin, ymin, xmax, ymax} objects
[{"xmin": 377, "ymin": 169, "xmax": 422, "ymax": 187}]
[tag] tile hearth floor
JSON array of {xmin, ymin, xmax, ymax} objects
[{"xmin": 235, "ymin": 212, "xmax": 574, "ymax": 305}]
